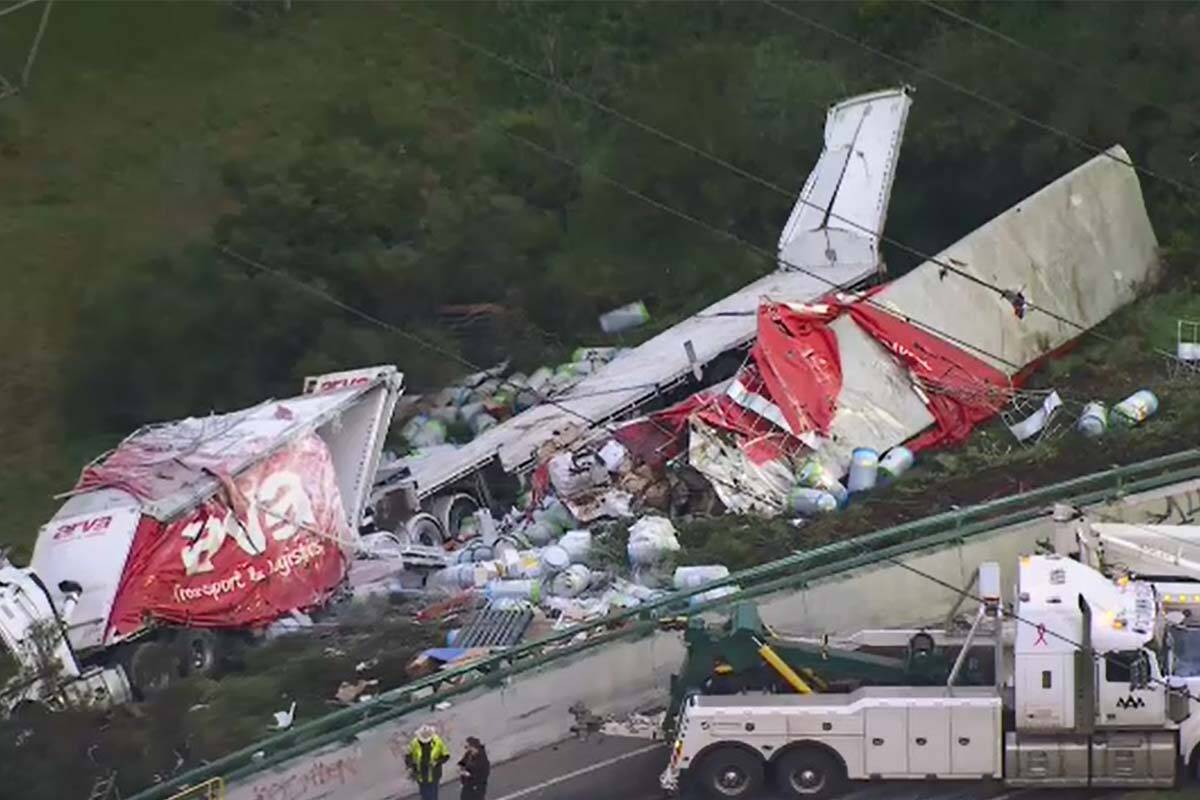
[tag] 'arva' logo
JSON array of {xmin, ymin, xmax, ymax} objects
[{"xmin": 54, "ymin": 515, "xmax": 113, "ymax": 541}]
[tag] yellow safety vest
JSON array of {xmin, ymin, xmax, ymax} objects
[{"xmin": 407, "ymin": 735, "xmax": 450, "ymax": 783}]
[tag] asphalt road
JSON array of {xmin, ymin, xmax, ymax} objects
[{"xmin": 397, "ymin": 734, "xmax": 1128, "ymax": 800}]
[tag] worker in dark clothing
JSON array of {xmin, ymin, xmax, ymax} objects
[
  {"xmin": 458, "ymin": 737, "xmax": 490, "ymax": 800},
  {"xmin": 406, "ymin": 724, "xmax": 451, "ymax": 800}
]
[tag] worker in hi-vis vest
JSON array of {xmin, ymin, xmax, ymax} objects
[{"xmin": 406, "ymin": 724, "xmax": 451, "ymax": 800}]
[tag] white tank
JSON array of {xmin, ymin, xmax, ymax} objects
[
  {"xmin": 1077, "ymin": 402, "xmax": 1108, "ymax": 438},
  {"xmin": 673, "ymin": 565, "xmax": 731, "ymax": 591},
  {"xmin": 846, "ymin": 448, "xmax": 879, "ymax": 493},
  {"xmin": 879, "ymin": 446, "xmax": 914, "ymax": 479},
  {"xmin": 1112, "ymin": 390, "xmax": 1158, "ymax": 427},
  {"xmin": 788, "ymin": 487, "xmax": 838, "ymax": 515}
]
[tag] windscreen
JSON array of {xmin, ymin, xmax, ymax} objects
[{"xmin": 1170, "ymin": 626, "xmax": 1200, "ymax": 678}]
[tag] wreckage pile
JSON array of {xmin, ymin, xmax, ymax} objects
[
  {"xmin": 379, "ymin": 301, "xmax": 1168, "ymax": 672},
  {"xmin": 397, "ymin": 348, "xmax": 627, "ymax": 449}
]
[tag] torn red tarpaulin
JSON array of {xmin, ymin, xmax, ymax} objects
[
  {"xmin": 581, "ymin": 292, "xmax": 1012, "ymax": 481},
  {"xmin": 745, "ymin": 295, "xmax": 1011, "ymax": 452},
  {"xmin": 844, "ymin": 302, "xmax": 1011, "ymax": 451},
  {"xmin": 750, "ymin": 301, "xmax": 842, "ymax": 436},
  {"xmin": 612, "ymin": 392, "xmax": 711, "ymax": 470}
]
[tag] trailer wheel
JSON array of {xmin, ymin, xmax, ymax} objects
[
  {"xmin": 405, "ymin": 512, "xmax": 445, "ymax": 547},
  {"xmin": 774, "ymin": 747, "xmax": 845, "ymax": 799},
  {"xmin": 695, "ymin": 747, "xmax": 764, "ymax": 799},
  {"xmin": 126, "ymin": 641, "xmax": 181, "ymax": 698},
  {"xmin": 176, "ymin": 629, "xmax": 221, "ymax": 678}
]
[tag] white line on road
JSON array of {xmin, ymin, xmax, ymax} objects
[{"xmin": 492, "ymin": 742, "xmax": 667, "ymax": 800}]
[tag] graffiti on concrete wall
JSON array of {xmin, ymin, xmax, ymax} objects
[
  {"xmin": 249, "ymin": 748, "xmax": 363, "ymax": 800},
  {"xmin": 240, "ymin": 717, "xmax": 464, "ymax": 800},
  {"xmin": 1100, "ymin": 484, "xmax": 1200, "ymax": 526}
]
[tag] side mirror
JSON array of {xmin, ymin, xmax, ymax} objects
[{"xmin": 1167, "ymin": 684, "xmax": 1192, "ymax": 724}]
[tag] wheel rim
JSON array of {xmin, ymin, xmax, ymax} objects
[
  {"xmin": 714, "ymin": 765, "xmax": 748, "ymax": 795},
  {"xmin": 788, "ymin": 765, "xmax": 827, "ymax": 794}
]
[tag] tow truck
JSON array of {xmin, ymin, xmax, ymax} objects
[{"xmin": 661, "ymin": 518, "xmax": 1200, "ymax": 797}]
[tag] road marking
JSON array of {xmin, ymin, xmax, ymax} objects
[{"xmin": 492, "ymin": 742, "xmax": 666, "ymax": 800}]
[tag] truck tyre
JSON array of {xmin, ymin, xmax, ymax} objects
[
  {"xmin": 127, "ymin": 641, "xmax": 181, "ymax": 698},
  {"xmin": 774, "ymin": 747, "xmax": 845, "ymax": 799},
  {"xmin": 695, "ymin": 747, "xmax": 764, "ymax": 799},
  {"xmin": 176, "ymin": 629, "xmax": 221, "ymax": 678}
]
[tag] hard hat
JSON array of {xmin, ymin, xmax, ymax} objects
[{"xmin": 416, "ymin": 724, "xmax": 436, "ymax": 743}]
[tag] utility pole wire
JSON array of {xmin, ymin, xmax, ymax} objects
[
  {"xmin": 20, "ymin": 0, "xmax": 51, "ymax": 88},
  {"xmin": 415, "ymin": 14, "xmax": 1190, "ymax": 370},
  {"xmin": 920, "ymin": 0, "xmax": 1200, "ymax": 133},
  {"xmin": 761, "ymin": 0, "xmax": 1200, "ymax": 199}
]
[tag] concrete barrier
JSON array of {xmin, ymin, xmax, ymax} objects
[{"xmin": 229, "ymin": 476, "xmax": 1200, "ymax": 800}]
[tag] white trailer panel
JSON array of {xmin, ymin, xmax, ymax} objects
[{"xmin": 402, "ymin": 88, "xmax": 916, "ymax": 495}]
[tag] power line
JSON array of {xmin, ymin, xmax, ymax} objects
[
  {"xmin": 919, "ymin": 0, "xmax": 1200, "ymax": 134},
  {"xmin": 412, "ymin": 14, "xmax": 1189, "ymax": 374},
  {"xmin": 760, "ymin": 0, "xmax": 1200, "ymax": 200}
]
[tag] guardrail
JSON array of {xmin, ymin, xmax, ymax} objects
[
  {"xmin": 132, "ymin": 447, "xmax": 1200, "ymax": 799},
  {"xmin": 165, "ymin": 778, "xmax": 224, "ymax": 800}
]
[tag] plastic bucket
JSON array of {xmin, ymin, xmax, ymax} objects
[
  {"xmin": 1112, "ymin": 390, "xmax": 1159, "ymax": 427},
  {"xmin": 550, "ymin": 564, "xmax": 592, "ymax": 598},
  {"xmin": 558, "ymin": 530, "xmax": 593, "ymax": 563},
  {"xmin": 673, "ymin": 565, "xmax": 731, "ymax": 591},
  {"xmin": 788, "ymin": 487, "xmax": 838, "ymax": 515},
  {"xmin": 540, "ymin": 545, "xmax": 571, "ymax": 575},
  {"xmin": 485, "ymin": 579, "xmax": 541, "ymax": 604},
  {"xmin": 846, "ymin": 448, "xmax": 879, "ymax": 494},
  {"xmin": 688, "ymin": 584, "xmax": 740, "ymax": 609},
  {"xmin": 1077, "ymin": 402, "xmax": 1108, "ymax": 438},
  {"xmin": 879, "ymin": 446, "xmax": 914, "ymax": 479}
]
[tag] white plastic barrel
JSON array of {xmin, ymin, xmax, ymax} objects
[
  {"xmin": 550, "ymin": 564, "xmax": 592, "ymax": 598},
  {"xmin": 688, "ymin": 584, "xmax": 740, "ymax": 609},
  {"xmin": 485, "ymin": 579, "xmax": 541, "ymax": 604},
  {"xmin": 558, "ymin": 530, "xmax": 593, "ymax": 563},
  {"xmin": 626, "ymin": 517, "xmax": 681, "ymax": 566},
  {"xmin": 673, "ymin": 565, "xmax": 731, "ymax": 591},
  {"xmin": 540, "ymin": 545, "xmax": 571, "ymax": 575},
  {"xmin": 879, "ymin": 446, "xmax": 914, "ymax": 479},
  {"xmin": 523, "ymin": 520, "xmax": 557, "ymax": 547},
  {"xmin": 788, "ymin": 487, "xmax": 838, "ymax": 515},
  {"xmin": 428, "ymin": 564, "xmax": 476, "ymax": 593},
  {"xmin": 1112, "ymin": 390, "xmax": 1159, "ymax": 427},
  {"xmin": 846, "ymin": 448, "xmax": 879, "ymax": 493},
  {"xmin": 469, "ymin": 411, "xmax": 498, "ymax": 436},
  {"xmin": 539, "ymin": 500, "xmax": 577, "ymax": 533},
  {"xmin": 1077, "ymin": 402, "xmax": 1108, "ymax": 438},
  {"xmin": 798, "ymin": 459, "xmax": 847, "ymax": 505}
]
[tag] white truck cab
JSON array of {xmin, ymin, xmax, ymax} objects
[{"xmin": 663, "ymin": 554, "xmax": 1196, "ymax": 799}]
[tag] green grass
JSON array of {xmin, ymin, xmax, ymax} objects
[{"xmin": 0, "ymin": 2, "xmax": 452, "ymax": 552}]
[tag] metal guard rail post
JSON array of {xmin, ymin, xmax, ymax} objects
[{"xmin": 131, "ymin": 448, "xmax": 1200, "ymax": 799}]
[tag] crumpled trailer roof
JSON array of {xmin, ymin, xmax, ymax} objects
[{"xmin": 401, "ymin": 87, "xmax": 914, "ymax": 496}]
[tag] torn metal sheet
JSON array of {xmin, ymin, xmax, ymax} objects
[
  {"xmin": 813, "ymin": 146, "xmax": 1159, "ymax": 476},
  {"xmin": 688, "ymin": 419, "xmax": 794, "ymax": 515},
  {"xmin": 779, "ymin": 87, "xmax": 913, "ymax": 274},
  {"xmin": 397, "ymin": 87, "xmax": 916, "ymax": 497}
]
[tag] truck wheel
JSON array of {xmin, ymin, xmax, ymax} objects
[
  {"xmin": 696, "ymin": 747, "xmax": 764, "ymax": 799},
  {"xmin": 127, "ymin": 641, "xmax": 181, "ymax": 698},
  {"xmin": 176, "ymin": 630, "xmax": 221, "ymax": 678},
  {"xmin": 774, "ymin": 748, "xmax": 845, "ymax": 799}
]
